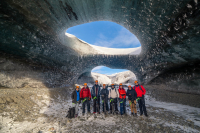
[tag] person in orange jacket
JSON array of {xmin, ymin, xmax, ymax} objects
[
  {"xmin": 134, "ymin": 81, "xmax": 148, "ymax": 117},
  {"xmin": 118, "ymin": 83, "xmax": 126, "ymax": 115},
  {"xmin": 80, "ymin": 83, "xmax": 91, "ymax": 116}
]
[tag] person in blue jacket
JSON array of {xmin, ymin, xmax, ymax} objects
[{"xmin": 91, "ymin": 80, "xmax": 101, "ymax": 114}]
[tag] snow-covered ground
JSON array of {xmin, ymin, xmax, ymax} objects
[
  {"xmin": 145, "ymin": 94, "xmax": 200, "ymax": 127},
  {"xmin": 108, "ymin": 71, "xmax": 137, "ymax": 85},
  {"xmin": 66, "ymin": 33, "xmax": 141, "ymax": 55},
  {"xmin": 91, "ymin": 72, "xmax": 112, "ymax": 85},
  {"xmin": 1, "ymin": 87, "xmax": 200, "ymax": 133},
  {"xmin": 89, "ymin": 44, "xmax": 141, "ymax": 55}
]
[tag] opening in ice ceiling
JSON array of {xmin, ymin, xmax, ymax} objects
[{"xmin": 66, "ymin": 21, "xmax": 141, "ymax": 54}]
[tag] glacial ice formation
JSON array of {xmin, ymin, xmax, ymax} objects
[
  {"xmin": 0, "ymin": 0, "xmax": 200, "ymax": 96},
  {"xmin": 77, "ymin": 71, "xmax": 137, "ymax": 85}
]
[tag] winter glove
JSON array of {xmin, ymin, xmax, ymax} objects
[
  {"xmin": 82, "ymin": 98, "xmax": 87, "ymax": 103},
  {"xmin": 93, "ymin": 96, "xmax": 97, "ymax": 100},
  {"xmin": 110, "ymin": 99, "xmax": 113, "ymax": 103},
  {"xmin": 89, "ymin": 98, "xmax": 91, "ymax": 101},
  {"xmin": 136, "ymin": 98, "xmax": 140, "ymax": 101}
]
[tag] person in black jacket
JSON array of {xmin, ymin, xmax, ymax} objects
[
  {"xmin": 126, "ymin": 85, "xmax": 137, "ymax": 116},
  {"xmin": 91, "ymin": 80, "xmax": 101, "ymax": 114},
  {"xmin": 100, "ymin": 84, "xmax": 109, "ymax": 112},
  {"xmin": 71, "ymin": 86, "xmax": 80, "ymax": 117}
]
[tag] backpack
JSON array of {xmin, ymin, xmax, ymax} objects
[
  {"xmin": 134, "ymin": 85, "xmax": 143, "ymax": 92},
  {"xmin": 66, "ymin": 107, "xmax": 75, "ymax": 119}
]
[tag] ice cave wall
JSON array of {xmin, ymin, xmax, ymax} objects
[{"xmin": 0, "ymin": 0, "xmax": 200, "ymax": 95}]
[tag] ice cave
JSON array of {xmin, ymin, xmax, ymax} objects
[{"xmin": 0, "ymin": 0, "xmax": 200, "ymax": 132}]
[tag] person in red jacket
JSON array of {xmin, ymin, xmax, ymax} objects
[
  {"xmin": 80, "ymin": 83, "xmax": 91, "ymax": 116},
  {"xmin": 118, "ymin": 83, "xmax": 126, "ymax": 115},
  {"xmin": 134, "ymin": 81, "xmax": 148, "ymax": 117}
]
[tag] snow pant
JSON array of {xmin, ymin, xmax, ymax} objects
[
  {"xmin": 110, "ymin": 98, "xmax": 118, "ymax": 112},
  {"xmin": 82, "ymin": 100, "xmax": 90, "ymax": 114},
  {"xmin": 93, "ymin": 96, "xmax": 100, "ymax": 113},
  {"xmin": 72, "ymin": 102, "xmax": 79, "ymax": 115},
  {"xmin": 137, "ymin": 95, "xmax": 147, "ymax": 115},
  {"xmin": 129, "ymin": 100, "xmax": 137, "ymax": 113},
  {"xmin": 124, "ymin": 98, "xmax": 126, "ymax": 113},
  {"xmin": 119, "ymin": 98, "xmax": 126, "ymax": 115},
  {"xmin": 102, "ymin": 100, "xmax": 109, "ymax": 112}
]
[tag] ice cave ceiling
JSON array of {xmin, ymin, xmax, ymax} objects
[{"xmin": 0, "ymin": 0, "xmax": 200, "ymax": 94}]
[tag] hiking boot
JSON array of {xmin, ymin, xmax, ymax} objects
[
  {"xmin": 82, "ymin": 113, "xmax": 85, "ymax": 116},
  {"xmin": 140, "ymin": 114, "xmax": 143, "ymax": 116},
  {"xmin": 75, "ymin": 114, "xmax": 78, "ymax": 118},
  {"xmin": 135, "ymin": 113, "xmax": 137, "ymax": 117},
  {"xmin": 131, "ymin": 113, "xmax": 134, "ymax": 116},
  {"xmin": 144, "ymin": 113, "xmax": 148, "ymax": 117},
  {"xmin": 93, "ymin": 112, "xmax": 96, "ymax": 114}
]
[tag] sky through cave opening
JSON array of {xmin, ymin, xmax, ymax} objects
[
  {"xmin": 92, "ymin": 66, "xmax": 129, "ymax": 75},
  {"xmin": 76, "ymin": 66, "xmax": 137, "ymax": 86},
  {"xmin": 90, "ymin": 66, "xmax": 137, "ymax": 86},
  {"xmin": 66, "ymin": 21, "xmax": 141, "ymax": 49}
]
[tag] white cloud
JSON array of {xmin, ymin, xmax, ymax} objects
[
  {"xmin": 94, "ymin": 28, "xmax": 140, "ymax": 48},
  {"xmin": 98, "ymin": 33, "xmax": 107, "ymax": 40}
]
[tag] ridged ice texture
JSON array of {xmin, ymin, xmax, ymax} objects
[{"xmin": 0, "ymin": 0, "xmax": 200, "ymax": 94}]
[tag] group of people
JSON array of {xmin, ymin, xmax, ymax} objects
[{"xmin": 71, "ymin": 80, "xmax": 148, "ymax": 118}]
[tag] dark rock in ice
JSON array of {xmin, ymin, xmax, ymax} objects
[{"xmin": 0, "ymin": 0, "xmax": 200, "ymax": 97}]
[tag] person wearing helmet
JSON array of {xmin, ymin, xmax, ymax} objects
[
  {"xmin": 126, "ymin": 85, "xmax": 137, "ymax": 116},
  {"xmin": 71, "ymin": 86, "xmax": 81, "ymax": 117},
  {"xmin": 134, "ymin": 81, "xmax": 148, "ymax": 117},
  {"xmin": 118, "ymin": 83, "xmax": 126, "ymax": 115},
  {"xmin": 108, "ymin": 84, "xmax": 119, "ymax": 114},
  {"xmin": 91, "ymin": 80, "xmax": 101, "ymax": 114},
  {"xmin": 100, "ymin": 84, "xmax": 109, "ymax": 112},
  {"xmin": 80, "ymin": 83, "xmax": 91, "ymax": 116}
]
